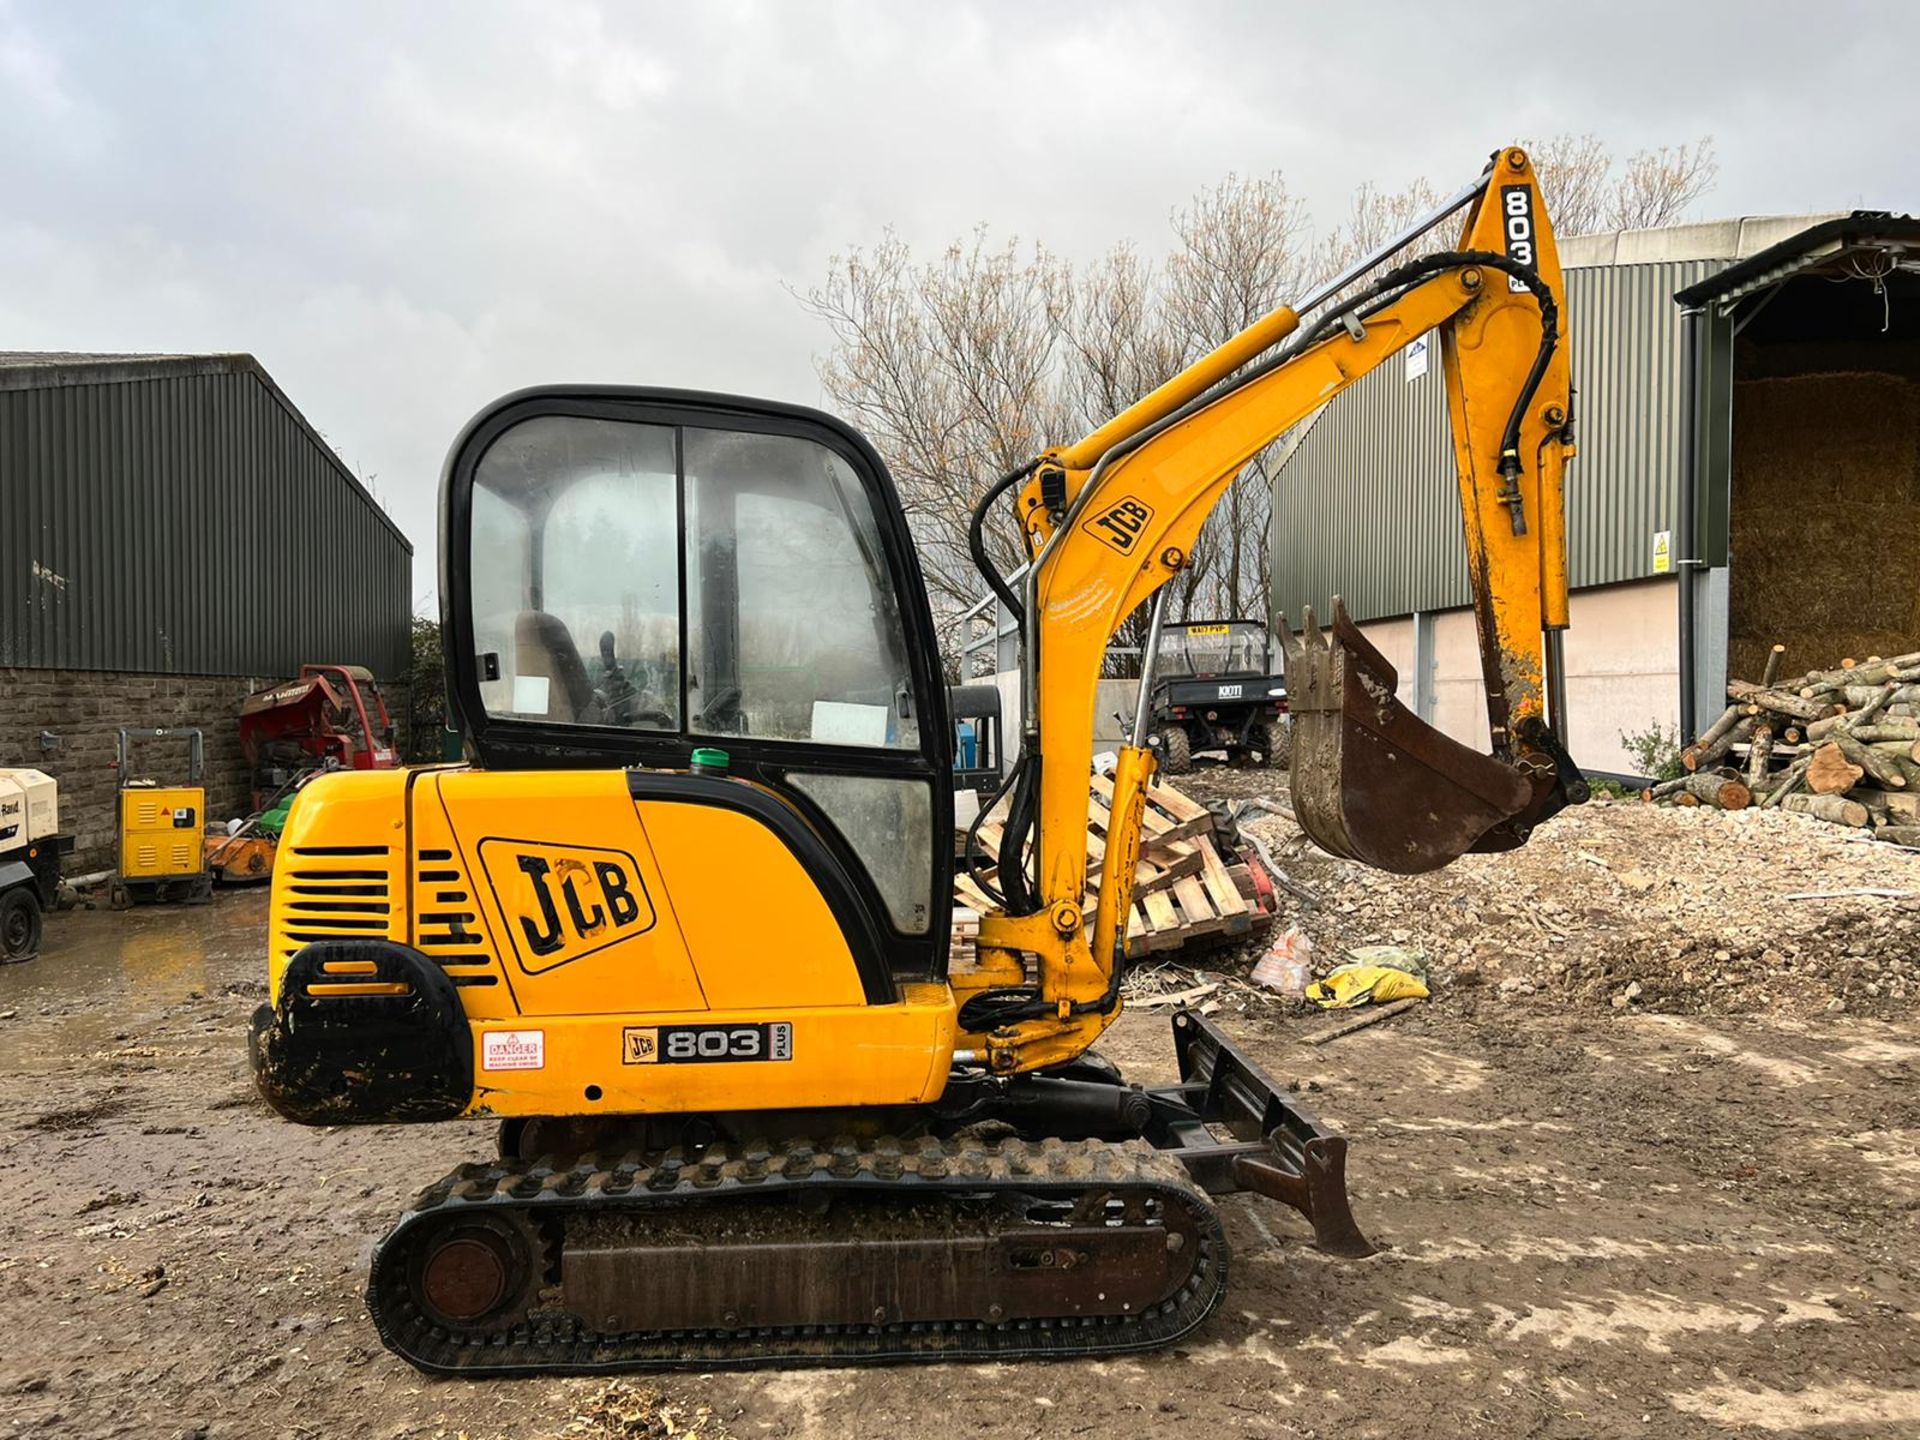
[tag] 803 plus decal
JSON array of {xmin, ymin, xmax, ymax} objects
[
  {"xmin": 623, "ymin": 1022, "xmax": 794, "ymax": 1064},
  {"xmin": 1501, "ymin": 185, "xmax": 1538, "ymax": 292}
]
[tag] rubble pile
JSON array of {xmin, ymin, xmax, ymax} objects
[{"xmin": 1236, "ymin": 790, "xmax": 1920, "ymax": 1019}]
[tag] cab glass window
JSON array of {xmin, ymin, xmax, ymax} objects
[
  {"xmin": 683, "ymin": 427, "xmax": 919, "ymax": 749},
  {"xmin": 470, "ymin": 417, "xmax": 681, "ymax": 729},
  {"xmin": 468, "ymin": 415, "xmax": 919, "ymax": 750}
]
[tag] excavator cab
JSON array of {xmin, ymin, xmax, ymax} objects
[{"xmin": 444, "ymin": 391, "xmax": 954, "ymax": 970}]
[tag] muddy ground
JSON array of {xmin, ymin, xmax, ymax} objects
[{"xmin": 3, "ymin": 785, "xmax": 1918, "ymax": 1438}]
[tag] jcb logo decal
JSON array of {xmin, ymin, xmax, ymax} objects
[
  {"xmin": 478, "ymin": 839, "xmax": 655, "ymax": 974},
  {"xmin": 1083, "ymin": 496, "xmax": 1154, "ymax": 554}
]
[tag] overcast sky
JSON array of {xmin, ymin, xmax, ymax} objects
[{"xmin": 4, "ymin": 0, "xmax": 1914, "ymax": 606}]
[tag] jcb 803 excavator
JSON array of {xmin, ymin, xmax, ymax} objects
[{"xmin": 250, "ymin": 147, "xmax": 1583, "ymax": 1373}]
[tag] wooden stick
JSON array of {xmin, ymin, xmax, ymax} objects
[
  {"xmin": 1133, "ymin": 980, "xmax": 1220, "ymax": 1008},
  {"xmin": 1303, "ymin": 997, "xmax": 1423, "ymax": 1046}
]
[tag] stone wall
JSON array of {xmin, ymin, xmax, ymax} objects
[{"xmin": 0, "ymin": 668, "xmax": 271, "ymax": 873}]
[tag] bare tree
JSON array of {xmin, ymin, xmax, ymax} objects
[
  {"xmin": 1527, "ymin": 132, "xmax": 1719, "ymax": 236},
  {"xmin": 1609, "ymin": 141, "xmax": 1719, "ymax": 230},
  {"xmin": 804, "ymin": 229, "xmax": 1069, "ymax": 655},
  {"xmin": 1160, "ymin": 173, "xmax": 1319, "ymax": 623}
]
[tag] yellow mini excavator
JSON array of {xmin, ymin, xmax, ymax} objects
[{"xmin": 250, "ymin": 147, "xmax": 1584, "ymax": 1373}]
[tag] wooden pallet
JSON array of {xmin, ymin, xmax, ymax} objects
[{"xmin": 956, "ymin": 774, "xmax": 1263, "ymax": 960}]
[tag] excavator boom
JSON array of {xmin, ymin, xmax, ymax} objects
[{"xmin": 966, "ymin": 146, "xmax": 1582, "ymax": 1072}]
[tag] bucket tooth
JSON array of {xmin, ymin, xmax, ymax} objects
[{"xmin": 1283, "ymin": 598, "xmax": 1531, "ymax": 875}]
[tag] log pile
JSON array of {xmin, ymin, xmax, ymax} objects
[
  {"xmin": 1649, "ymin": 646, "xmax": 1920, "ymax": 847},
  {"xmin": 954, "ymin": 775, "xmax": 1281, "ymax": 959}
]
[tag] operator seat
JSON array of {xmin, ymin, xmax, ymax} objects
[{"xmin": 514, "ymin": 611, "xmax": 607, "ymax": 723}]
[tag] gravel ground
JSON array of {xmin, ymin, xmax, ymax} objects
[{"xmin": 1, "ymin": 783, "xmax": 1916, "ymax": 1438}]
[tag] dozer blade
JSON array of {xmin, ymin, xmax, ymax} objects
[{"xmin": 1280, "ymin": 599, "xmax": 1532, "ymax": 875}]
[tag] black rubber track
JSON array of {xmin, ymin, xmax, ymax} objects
[{"xmin": 368, "ymin": 1135, "xmax": 1231, "ymax": 1374}]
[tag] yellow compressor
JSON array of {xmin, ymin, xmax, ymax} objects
[{"xmin": 111, "ymin": 726, "xmax": 213, "ymax": 907}]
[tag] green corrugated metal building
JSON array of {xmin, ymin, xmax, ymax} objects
[
  {"xmin": 1269, "ymin": 213, "xmax": 1920, "ymax": 775},
  {"xmin": 1, "ymin": 351, "xmax": 412, "ymax": 866}
]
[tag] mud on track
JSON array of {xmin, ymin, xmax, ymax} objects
[{"xmin": 1, "ymin": 892, "xmax": 1916, "ymax": 1438}]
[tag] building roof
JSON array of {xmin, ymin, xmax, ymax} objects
[
  {"xmin": 1559, "ymin": 213, "xmax": 1847, "ymax": 271},
  {"xmin": 1671, "ymin": 210, "xmax": 1920, "ymax": 308},
  {"xmin": 0, "ymin": 350, "xmax": 409, "ymax": 552},
  {"xmin": 0, "ymin": 350, "xmax": 262, "ymax": 389}
]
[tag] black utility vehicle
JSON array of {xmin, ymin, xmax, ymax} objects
[{"xmin": 1144, "ymin": 620, "xmax": 1288, "ymax": 774}]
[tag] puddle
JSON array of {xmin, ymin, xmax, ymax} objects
[{"xmin": 0, "ymin": 894, "xmax": 269, "ymax": 1072}]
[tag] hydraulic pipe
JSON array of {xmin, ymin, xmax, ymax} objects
[{"xmin": 1129, "ymin": 585, "xmax": 1174, "ymax": 747}]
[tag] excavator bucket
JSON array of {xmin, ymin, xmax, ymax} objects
[{"xmin": 1280, "ymin": 599, "xmax": 1533, "ymax": 875}]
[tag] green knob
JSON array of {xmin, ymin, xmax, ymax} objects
[{"xmin": 690, "ymin": 747, "xmax": 731, "ymax": 776}]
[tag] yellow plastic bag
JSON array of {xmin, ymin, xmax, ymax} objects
[{"xmin": 1304, "ymin": 965, "xmax": 1430, "ymax": 1010}]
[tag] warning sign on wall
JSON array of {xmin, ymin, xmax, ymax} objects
[
  {"xmin": 1405, "ymin": 332, "xmax": 1430, "ymax": 381},
  {"xmin": 1652, "ymin": 530, "xmax": 1673, "ymax": 574}
]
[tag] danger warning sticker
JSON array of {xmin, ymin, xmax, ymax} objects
[{"xmin": 482, "ymin": 1029, "xmax": 545, "ymax": 1071}]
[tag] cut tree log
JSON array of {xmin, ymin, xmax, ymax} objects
[
  {"xmin": 1849, "ymin": 788, "xmax": 1891, "ymax": 821},
  {"xmin": 1851, "ymin": 720, "xmax": 1920, "ymax": 742},
  {"xmin": 1679, "ymin": 773, "xmax": 1751, "ymax": 809},
  {"xmin": 1804, "ymin": 660, "xmax": 1920, "ymax": 695},
  {"xmin": 1832, "ymin": 731, "xmax": 1908, "ymax": 789},
  {"xmin": 1684, "ymin": 704, "xmax": 1746, "ymax": 768},
  {"xmin": 1849, "ymin": 682, "xmax": 1899, "ymax": 730},
  {"xmin": 1746, "ymin": 723, "xmax": 1774, "ymax": 790},
  {"xmin": 1727, "ymin": 680, "xmax": 1828, "ymax": 721},
  {"xmin": 1684, "ymin": 715, "xmax": 1756, "ymax": 772},
  {"xmin": 1806, "ymin": 742, "xmax": 1866, "ymax": 796},
  {"xmin": 1761, "ymin": 643, "xmax": 1786, "ymax": 688},
  {"xmin": 1881, "ymin": 791, "xmax": 1920, "ymax": 824},
  {"xmin": 1844, "ymin": 684, "xmax": 1920, "ymax": 709},
  {"xmin": 1878, "ymin": 825, "xmax": 1920, "ymax": 848},
  {"xmin": 1782, "ymin": 793, "xmax": 1870, "ymax": 827}
]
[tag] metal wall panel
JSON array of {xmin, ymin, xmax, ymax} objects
[
  {"xmin": 1, "ymin": 366, "xmax": 412, "ymax": 676},
  {"xmin": 1270, "ymin": 260, "xmax": 1718, "ymax": 626}
]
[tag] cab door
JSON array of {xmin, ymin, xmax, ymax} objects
[{"xmin": 440, "ymin": 389, "xmax": 955, "ymax": 991}]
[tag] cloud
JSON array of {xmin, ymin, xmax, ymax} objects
[{"xmin": 1, "ymin": 0, "xmax": 1914, "ymax": 608}]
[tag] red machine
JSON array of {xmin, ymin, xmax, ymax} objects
[{"xmin": 239, "ymin": 664, "xmax": 398, "ymax": 809}]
